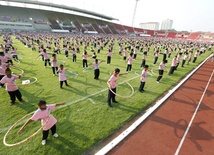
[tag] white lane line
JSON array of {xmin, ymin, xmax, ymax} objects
[
  {"xmin": 88, "ymin": 98, "xmax": 96, "ymax": 104},
  {"xmin": 0, "ymin": 75, "xmax": 140, "ymax": 133},
  {"xmin": 174, "ymin": 69, "xmax": 214, "ymax": 155}
]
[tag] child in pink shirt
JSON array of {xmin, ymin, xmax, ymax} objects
[
  {"xmin": 57, "ymin": 64, "xmax": 69, "ymax": 89},
  {"xmin": 107, "ymin": 68, "xmax": 128, "ymax": 107},
  {"xmin": 92, "ymin": 59, "xmax": 104, "ymax": 80},
  {"xmin": 156, "ymin": 60, "xmax": 168, "ymax": 83},
  {"xmin": 51, "ymin": 54, "xmax": 58, "ymax": 76},
  {"xmin": 0, "ymin": 68, "xmax": 24, "ymax": 105},
  {"xmin": 126, "ymin": 53, "xmax": 133, "ymax": 72},
  {"xmin": 18, "ymin": 100, "xmax": 64, "ymax": 145},
  {"xmin": 82, "ymin": 51, "xmax": 88, "ymax": 69},
  {"xmin": 139, "ymin": 65, "xmax": 149, "ymax": 92},
  {"xmin": 107, "ymin": 49, "xmax": 113, "ymax": 65}
]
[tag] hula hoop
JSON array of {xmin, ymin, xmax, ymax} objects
[
  {"xmin": 3, "ymin": 112, "xmax": 50, "ymax": 147},
  {"xmin": 65, "ymin": 71, "xmax": 78, "ymax": 78},
  {"xmin": 11, "ymin": 67, "xmax": 24, "ymax": 75},
  {"xmin": 7, "ymin": 77, "xmax": 38, "ymax": 86},
  {"xmin": 83, "ymin": 67, "xmax": 93, "ymax": 72},
  {"xmin": 135, "ymin": 71, "xmax": 154, "ymax": 77},
  {"xmin": 109, "ymin": 81, "xmax": 134, "ymax": 98},
  {"xmin": 19, "ymin": 77, "xmax": 38, "ymax": 85}
]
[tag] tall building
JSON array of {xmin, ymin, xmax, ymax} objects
[
  {"xmin": 161, "ymin": 19, "xmax": 173, "ymax": 30},
  {"xmin": 139, "ymin": 22, "xmax": 159, "ymax": 30}
]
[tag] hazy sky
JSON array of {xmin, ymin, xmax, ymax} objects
[{"xmin": 39, "ymin": 0, "xmax": 214, "ymax": 32}]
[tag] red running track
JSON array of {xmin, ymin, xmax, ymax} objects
[{"xmin": 108, "ymin": 61, "xmax": 214, "ymax": 155}]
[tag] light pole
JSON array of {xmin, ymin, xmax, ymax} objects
[{"xmin": 132, "ymin": 0, "xmax": 140, "ymax": 28}]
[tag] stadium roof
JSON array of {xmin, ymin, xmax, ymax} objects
[{"xmin": 0, "ymin": 0, "xmax": 118, "ymax": 21}]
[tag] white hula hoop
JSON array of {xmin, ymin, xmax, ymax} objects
[
  {"xmin": 11, "ymin": 67, "xmax": 24, "ymax": 75},
  {"xmin": 83, "ymin": 67, "xmax": 93, "ymax": 72},
  {"xmin": 3, "ymin": 112, "xmax": 50, "ymax": 147},
  {"xmin": 109, "ymin": 81, "xmax": 134, "ymax": 98},
  {"xmin": 66, "ymin": 71, "xmax": 78, "ymax": 78}
]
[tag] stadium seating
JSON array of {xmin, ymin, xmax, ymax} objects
[
  {"xmin": 167, "ymin": 32, "xmax": 177, "ymax": 38},
  {"xmin": 186, "ymin": 32, "xmax": 202, "ymax": 40}
]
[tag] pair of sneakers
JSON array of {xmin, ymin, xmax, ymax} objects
[{"xmin": 42, "ymin": 133, "xmax": 58, "ymax": 145}]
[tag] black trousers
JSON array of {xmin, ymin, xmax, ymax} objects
[
  {"xmin": 153, "ymin": 57, "xmax": 158, "ymax": 64},
  {"xmin": 133, "ymin": 54, "xmax": 137, "ymax": 59},
  {"xmin": 181, "ymin": 60, "xmax": 186, "ymax": 67},
  {"xmin": 8, "ymin": 89, "xmax": 22, "ymax": 103},
  {"xmin": 7, "ymin": 60, "xmax": 13, "ymax": 65},
  {"xmin": 168, "ymin": 53, "xmax": 171, "ymax": 58},
  {"xmin": 163, "ymin": 54, "xmax": 167, "ymax": 61},
  {"xmin": 126, "ymin": 64, "xmax": 132, "ymax": 72},
  {"xmin": 65, "ymin": 51, "xmax": 68, "ymax": 58},
  {"xmin": 123, "ymin": 56, "xmax": 126, "ymax": 61},
  {"xmin": 52, "ymin": 67, "xmax": 58, "ymax": 75},
  {"xmin": 141, "ymin": 59, "xmax": 146, "ymax": 67},
  {"xmin": 157, "ymin": 70, "xmax": 164, "ymax": 81},
  {"xmin": 44, "ymin": 59, "xmax": 51, "ymax": 66},
  {"xmin": 175, "ymin": 63, "xmax": 180, "ymax": 69},
  {"xmin": 73, "ymin": 55, "xmax": 76, "ymax": 62},
  {"xmin": 12, "ymin": 55, "xmax": 19, "ymax": 60},
  {"xmin": 107, "ymin": 88, "xmax": 116, "ymax": 106},
  {"xmin": 60, "ymin": 80, "xmax": 68, "ymax": 88},
  {"xmin": 168, "ymin": 66, "xmax": 176, "ymax": 75},
  {"xmin": 107, "ymin": 56, "xmax": 111, "ymax": 64},
  {"xmin": 193, "ymin": 57, "xmax": 197, "ymax": 63},
  {"xmin": 139, "ymin": 82, "xmax": 145, "ymax": 92},
  {"xmin": 83, "ymin": 59, "xmax": 88, "ymax": 68},
  {"xmin": 98, "ymin": 49, "xmax": 100, "ymax": 53},
  {"xmin": 42, "ymin": 124, "xmax": 56, "ymax": 140},
  {"xmin": 94, "ymin": 69, "xmax": 100, "ymax": 79}
]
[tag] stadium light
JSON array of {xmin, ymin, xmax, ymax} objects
[{"xmin": 132, "ymin": 0, "xmax": 140, "ymax": 28}]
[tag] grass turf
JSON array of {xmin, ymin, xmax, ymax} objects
[{"xmin": 0, "ymin": 35, "xmax": 212, "ymax": 155}]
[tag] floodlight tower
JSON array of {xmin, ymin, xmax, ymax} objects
[{"xmin": 131, "ymin": 0, "xmax": 140, "ymax": 28}]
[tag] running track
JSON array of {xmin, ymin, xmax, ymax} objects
[{"xmin": 108, "ymin": 60, "xmax": 214, "ymax": 155}]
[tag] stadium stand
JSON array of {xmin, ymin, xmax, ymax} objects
[{"xmin": 0, "ymin": 1, "xmax": 213, "ymax": 42}]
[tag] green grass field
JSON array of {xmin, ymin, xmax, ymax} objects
[{"xmin": 0, "ymin": 35, "xmax": 211, "ymax": 155}]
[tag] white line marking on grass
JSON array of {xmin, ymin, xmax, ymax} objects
[
  {"xmin": 95, "ymin": 55, "xmax": 213, "ymax": 155},
  {"xmin": 0, "ymin": 75, "xmax": 140, "ymax": 133},
  {"xmin": 174, "ymin": 69, "xmax": 214, "ymax": 155},
  {"xmin": 88, "ymin": 98, "xmax": 96, "ymax": 104}
]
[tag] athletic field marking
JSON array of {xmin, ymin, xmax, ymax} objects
[
  {"xmin": 88, "ymin": 98, "xmax": 96, "ymax": 104},
  {"xmin": 0, "ymin": 75, "xmax": 140, "ymax": 133},
  {"xmin": 174, "ymin": 69, "xmax": 214, "ymax": 155},
  {"xmin": 95, "ymin": 55, "xmax": 212, "ymax": 155}
]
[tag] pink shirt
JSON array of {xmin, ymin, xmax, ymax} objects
[
  {"xmin": 107, "ymin": 52, "xmax": 113, "ymax": 57},
  {"xmin": 183, "ymin": 55, "xmax": 188, "ymax": 60},
  {"xmin": 127, "ymin": 56, "xmax": 133, "ymax": 64},
  {"xmin": 123, "ymin": 50, "xmax": 127, "ymax": 56},
  {"xmin": 159, "ymin": 62, "xmax": 165, "ymax": 70},
  {"xmin": 42, "ymin": 52, "xmax": 49, "ymax": 60},
  {"xmin": 141, "ymin": 70, "xmax": 148, "ymax": 82},
  {"xmin": 0, "ymin": 75, "xmax": 19, "ymax": 91},
  {"xmin": 0, "ymin": 66, "xmax": 5, "ymax": 75},
  {"xmin": 57, "ymin": 68, "xmax": 67, "ymax": 81},
  {"xmin": 108, "ymin": 74, "xmax": 118, "ymax": 89},
  {"xmin": 51, "ymin": 57, "xmax": 58, "ymax": 67},
  {"xmin": 171, "ymin": 58, "xmax": 177, "ymax": 66},
  {"xmin": 30, "ymin": 104, "xmax": 57, "ymax": 130},
  {"xmin": 194, "ymin": 52, "xmax": 198, "ymax": 57},
  {"xmin": 92, "ymin": 62, "xmax": 101, "ymax": 69},
  {"xmin": 143, "ymin": 54, "xmax": 147, "ymax": 60},
  {"xmin": 82, "ymin": 54, "xmax": 88, "ymax": 60}
]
